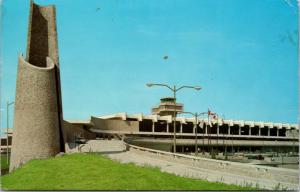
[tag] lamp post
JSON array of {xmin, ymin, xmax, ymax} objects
[
  {"xmin": 178, "ymin": 111, "xmax": 206, "ymax": 156},
  {"xmin": 6, "ymin": 101, "xmax": 14, "ymax": 164},
  {"xmin": 203, "ymin": 119, "xmax": 205, "ymax": 154},
  {"xmin": 207, "ymin": 110, "xmax": 211, "ymax": 155},
  {"xmin": 146, "ymin": 83, "xmax": 201, "ymax": 153},
  {"xmin": 292, "ymin": 129, "xmax": 296, "ymax": 156},
  {"xmin": 221, "ymin": 115, "xmax": 228, "ymax": 159},
  {"xmin": 207, "ymin": 109, "xmax": 219, "ymax": 158}
]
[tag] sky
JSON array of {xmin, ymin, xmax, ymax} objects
[{"xmin": 0, "ymin": 0, "xmax": 299, "ymax": 132}]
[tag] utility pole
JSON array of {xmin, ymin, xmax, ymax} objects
[
  {"xmin": 292, "ymin": 130, "xmax": 295, "ymax": 156},
  {"xmin": 203, "ymin": 120, "xmax": 205, "ymax": 155},
  {"xmin": 7, "ymin": 101, "xmax": 9, "ymax": 164},
  {"xmin": 222, "ymin": 115, "xmax": 228, "ymax": 160},
  {"xmin": 178, "ymin": 111, "xmax": 206, "ymax": 156},
  {"xmin": 195, "ymin": 112, "xmax": 198, "ymax": 156},
  {"xmin": 6, "ymin": 101, "xmax": 14, "ymax": 164},
  {"xmin": 146, "ymin": 83, "xmax": 201, "ymax": 153},
  {"xmin": 216, "ymin": 120, "xmax": 219, "ymax": 154},
  {"xmin": 173, "ymin": 85, "xmax": 177, "ymax": 153},
  {"xmin": 207, "ymin": 110, "xmax": 210, "ymax": 155},
  {"xmin": 225, "ymin": 136, "xmax": 228, "ymax": 160}
]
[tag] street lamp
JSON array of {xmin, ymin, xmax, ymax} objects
[
  {"xmin": 178, "ymin": 111, "xmax": 206, "ymax": 156},
  {"xmin": 206, "ymin": 110, "xmax": 220, "ymax": 158},
  {"xmin": 6, "ymin": 101, "xmax": 14, "ymax": 164},
  {"xmin": 146, "ymin": 83, "xmax": 201, "ymax": 153}
]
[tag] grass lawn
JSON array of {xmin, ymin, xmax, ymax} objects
[
  {"xmin": 1, "ymin": 153, "xmax": 256, "ymax": 190},
  {"xmin": 1, "ymin": 154, "xmax": 10, "ymax": 170}
]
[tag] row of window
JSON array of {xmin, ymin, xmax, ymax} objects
[{"xmin": 138, "ymin": 120, "xmax": 295, "ymax": 137}]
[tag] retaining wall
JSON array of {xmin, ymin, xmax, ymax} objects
[{"xmin": 125, "ymin": 143, "xmax": 299, "ymax": 190}]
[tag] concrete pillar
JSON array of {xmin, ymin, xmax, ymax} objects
[
  {"xmin": 167, "ymin": 123, "xmax": 169, "ymax": 133},
  {"xmin": 268, "ymin": 128, "xmax": 270, "ymax": 136},
  {"xmin": 180, "ymin": 123, "xmax": 183, "ymax": 133},
  {"xmin": 277, "ymin": 128, "xmax": 279, "ymax": 137},
  {"xmin": 217, "ymin": 124, "xmax": 219, "ymax": 135},
  {"xmin": 152, "ymin": 121, "xmax": 155, "ymax": 133},
  {"xmin": 205, "ymin": 125, "xmax": 208, "ymax": 135},
  {"xmin": 259, "ymin": 127, "xmax": 261, "ymax": 136},
  {"xmin": 249, "ymin": 127, "xmax": 251, "ymax": 136},
  {"xmin": 228, "ymin": 125, "xmax": 231, "ymax": 135},
  {"xmin": 238, "ymin": 125, "xmax": 241, "ymax": 135}
]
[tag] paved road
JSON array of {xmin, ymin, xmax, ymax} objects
[{"xmin": 78, "ymin": 139, "xmax": 298, "ymax": 190}]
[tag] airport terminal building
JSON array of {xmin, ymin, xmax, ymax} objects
[
  {"xmin": 69, "ymin": 98, "xmax": 299, "ymax": 154},
  {"xmin": 8, "ymin": 1, "xmax": 298, "ymax": 172}
]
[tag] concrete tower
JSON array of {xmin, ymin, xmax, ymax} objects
[
  {"xmin": 10, "ymin": 0, "xmax": 64, "ymax": 171},
  {"xmin": 151, "ymin": 97, "xmax": 184, "ymax": 117}
]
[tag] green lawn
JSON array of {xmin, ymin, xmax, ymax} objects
[
  {"xmin": 1, "ymin": 153, "xmax": 256, "ymax": 190},
  {"xmin": 1, "ymin": 154, "xmax": 10, "ymax": 169}
]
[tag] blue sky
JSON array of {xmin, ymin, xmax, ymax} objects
[{"xmin": 0, "ymin": 0, "xmax": 298, "ymax": 131}]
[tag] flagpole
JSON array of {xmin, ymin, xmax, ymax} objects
[
  {"xmin": 203, "ymin": 120, "xmax": 205, "ymax": 155},
  {"xmin": 216, "ymin": 118, "xmax": 219, "ymax": 154},
  {"xmin": 222, "ymin": 114, "xmax": 227, "ymax": 160},
  {"xmin": 207, "ymin": 109, "xmax": 211, "ymax": 156},
  {"xmin": 207, "ymin": 110, "xmax": 209, "ymax": 155},
  {"xmin": 195, "ymin": 112, "xmax": 198, "ymax": 156}
]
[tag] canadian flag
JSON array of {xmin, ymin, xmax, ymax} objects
[
  {"xmin": 208, "ymin": 109, "xmax": 218, "ymax": 127},
  {"xmin": 208, "ymin": 109, "xmax": 218, "ymax": 120}
]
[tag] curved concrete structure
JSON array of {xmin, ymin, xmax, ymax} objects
[
  {"xmin": 89, "ymin": 113, "xmax": 299, "ymax": 153},
  {"xmin": 10, "ymin": 1, "xmax": 63, "ymax": 171},
  {"xmin": 10, "ymin": 56, "xmax": 60, "ymax": 171}
]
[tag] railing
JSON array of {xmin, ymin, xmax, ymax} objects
[
  {"xmin": 91, "ymin": 129, "xmax": 298, "ymax": 140},
  {"xmin": 122, "ymin": 141, "xmax": 299, "ymax": 189},
  {"xmin": 159, "ymin": 102, "xmax": 184, "ymax": 106},
  {"xmin": 123, "ymin": 142, "xmax": 296, "ymax": 170},
  {"xmin": 152, "ymin": 106, "xmax": 183, "ymax": 114}
]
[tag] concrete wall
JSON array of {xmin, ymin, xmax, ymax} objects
[
  {"xmin": 26, "ymin": 0, "xmax": 64, "ymax": 151},
  {"xmin": 126, "ymin": 139, "xmax": 172, "ymax": 152},
  {"xmin": 62, "ymin": 121, "xmax": 96, "ymax": 152},
  {"xmin": 10, "ymin": 56, "xmax": 61, "ymax": 172},
  {"xmin": 129, "ymin": 138, "xmax": 299, "ymax": 147},
  {"xmin": 26, "ymin": 1, "xmax": 59, "ymax": 66},
  {"xmin": 126, "ymin": 143, "xmax": 299, "ymax": 190},
  {"xmin": 91, "ymin": 117, "xmax": 139, "ymax": 132},
  {"xmin": 10, "ymin": 1, "xmax": 63, "ymax": 172}
]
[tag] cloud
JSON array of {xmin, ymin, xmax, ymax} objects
[{"xmin": 283, "ymin": 0, "xmax": 295, "ymax": 7}]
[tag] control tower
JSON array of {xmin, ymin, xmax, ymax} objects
[{"xmin": 151, "ymin": 97, "xmax": 183, "ymax": 117}]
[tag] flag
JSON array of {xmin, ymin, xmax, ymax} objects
[{"xmin": 208, "ymin": 108, "xmax": 218, "ymax": 125}]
